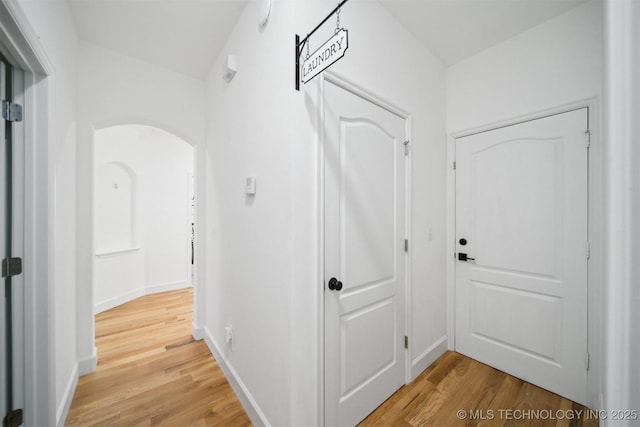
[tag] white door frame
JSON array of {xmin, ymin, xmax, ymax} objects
[
  {"xmin": 317, "ymin": 71, "xmax": 413, "ymax": 425},
  {"xmin": 446, "ymin": 98, "xmax": 602, "ymax": 409},
  {"xmin": 0, "ymin": 0, "xmax": 56, "ymax": 425}
]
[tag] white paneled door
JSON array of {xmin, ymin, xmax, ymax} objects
[
  {"xmin": 324, "ymin": 78, "xmax": 407, "ymax": 426},
  {"xmin": 455, "ymin": 108, "xmax": 589, "ymax": 405}
]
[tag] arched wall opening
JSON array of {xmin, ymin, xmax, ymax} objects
[{"xmin": 93, "ymin": 124, "xmax": 195, "ymax": 312}]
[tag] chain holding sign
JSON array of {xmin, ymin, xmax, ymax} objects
[{"xmin": 295, "ymin": 0, "xmax": 350, "ymax": 91}]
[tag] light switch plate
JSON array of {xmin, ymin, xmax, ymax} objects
[{"xmin": 245, "ymin": 176, "xmax": 256, "ymax": 195}]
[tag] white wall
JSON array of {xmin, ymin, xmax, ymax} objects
[
  {"xmin": 93, "ymin": 125, "xmax": 194, "ymax": 313},
  {"xmin": 76, "ymin": 41, "xmax": 206, "ymax": 375},
  {"xmin": 204, "ymin": 0, "xmax": 446, "ymax": 425},
  {"xmin": 447, "ymin": 0, "xmax": 602, "ymax": 133},
  {"xmin": 15, "ymin": 1, "xmax": 79, "ymax": 424},
  {"xmin": 95, "ymin": 162, "xmax": 135, "ymax": 253},
  {"xmin": 204, "ymin": 2, "xmax": 294, "ymax": 424},
  {"xmin": 446, "ymin": 0, "xmax": 603, "ymax": 408}
]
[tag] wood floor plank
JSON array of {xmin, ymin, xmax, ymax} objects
[{"xmin": 361, "ymin": 351, "xmax": 597, "ymax": 427}]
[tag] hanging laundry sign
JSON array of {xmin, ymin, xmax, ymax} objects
[{"xmin": 301, "ymin": 29, "xmax": 348, "ymax": 84}]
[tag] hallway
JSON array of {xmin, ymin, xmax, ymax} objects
[{"xmin": 66, "ymin": 289, "xmax": 250, "ymax": 426}]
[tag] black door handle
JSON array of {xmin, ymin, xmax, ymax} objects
[
  {"xmin": 458, "ymin": 253, "xmax": 475, "ymax": 262},
  {"xmin": 328, "ymin": 277, "xmax": 343, "ymax": 291}
]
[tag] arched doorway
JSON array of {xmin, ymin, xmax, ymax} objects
[{"xmin": 92, "ymin": 124, "xmax": 195, "ymax": 313}]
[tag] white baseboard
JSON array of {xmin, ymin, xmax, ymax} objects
[
  {"xmin": 411, "ymin": 335, "xmax": 448, "ymax": 380},
  {"xmin": 203, "ymin": 327, "xmax": 271, "ymax": 427},
  {"xmin": 56, "ymin": 362, "xmax": 79, "ymax": 427},
  {"xmin": 192, "ymin": 322, "xmax": 204, "ymax": 340},
  {"xmin": 78, "ymin": 346, "xmax": 98, "ymax": 375},
  {"xmin": 95, "ymin": 288, "xmax": 145, "ymax": 314},
  {"xmin": 146, "ymin": 280, "xmax": 190, "ymax": 294},
  {"xmin": 94, "ymin": 282, "xmax": 191, "ymax": 314}
]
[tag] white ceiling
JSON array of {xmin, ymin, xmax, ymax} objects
[
  {"xmin": 68, "ymin": 0, "xmax": 248, "ymax": 79},
  {"xmin": 379, "ymin": 0, "xmax": 590, "ymax": 66},
  {"xmin": 69, "ymin": 0, "xmax": 590, "ymax": 80}
]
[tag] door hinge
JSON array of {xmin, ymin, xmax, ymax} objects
[
  {"xmin": 2, "ymin": 100, "xmax": 23, "ymax": 122},
  {"xmin": 585, "ymin": 130, "xmax": 591, "ymax": 148},
  {"xmin": 585, "ymin": 351, "xmax": 590, "ymax": 370},
  {"xmin": 585, "ymin": 242, "xmax": 591, "ymax": 260},
  {"xmin": 453, "ymin": 161, "xmax": 456, "ymax": 170},
  {"xmin": 404, "ymin": 239, "xmax": 408, "ymax": 252},
  {"xmin": 404, "ymin": 335, "xmax": 408, "ymax": 349},
  {"xmin": 2, "ymin": 257, "xmax": 23, "ymax": 278},
  {"xmin": 3, "ymin": 409, "xmax": 23, "ymax": 427},
  {"xmin": 403, "ymin": 140, "xmax": 410, "ymax": 156}
]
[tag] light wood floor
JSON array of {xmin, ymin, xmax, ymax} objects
[
  {"xmin": 66, "ymin": 288, "xmax": 251, "ymax": 426},
  {"xmin": 67, "ymin": 289, "xmax": 596, "ymax": 427},
  {"xmin": 360, "ymin": 351, "xmax": 597, "ymax": 427}
]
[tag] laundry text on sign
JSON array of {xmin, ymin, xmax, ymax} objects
[{"xmin": 301, "ymin": 29, "xmax": 348, "ymax": 84}]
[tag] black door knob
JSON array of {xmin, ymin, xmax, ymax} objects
[
  {"xmin": 328, "ymin": 277, "xmax": 343, "ymax": 291},
  {"xmin": 459, "ymin": 238, "xmax": 467, "ymax": 246}
]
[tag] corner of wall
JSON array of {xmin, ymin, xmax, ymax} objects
[
  {"xmin": 78, "ymin": 346, "xmax": 98, "ymax": 376},
  {"xmin": 411, "ymin": 336, "xmax": 448, "ymax": 380},
  {"xmin": 192, "ymin": 322, "xmax": 204, "ymax": 340}
]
